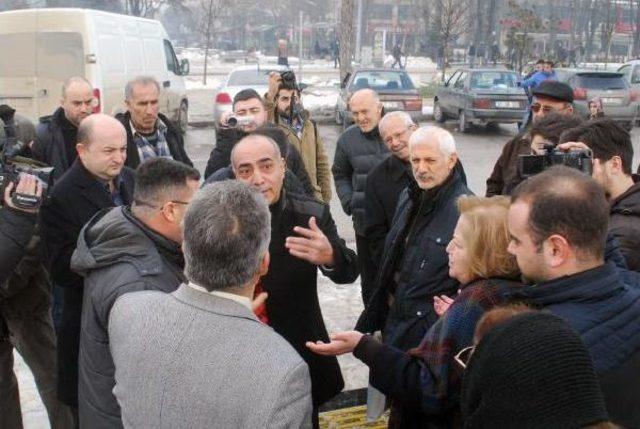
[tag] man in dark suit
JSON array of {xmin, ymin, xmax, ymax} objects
[
  {"xmin": 40, "ymin": 113, "xmax": 135, "ymax": 422},
  {"xmin": 228, "ymin": 134, "xmax": 359, "ymax": 427}
]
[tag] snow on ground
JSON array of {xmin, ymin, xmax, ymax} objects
[{"xmin": 184, "ymin": 75, "xmax": 221, "ymax": 90}]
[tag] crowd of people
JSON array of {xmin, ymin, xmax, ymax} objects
[{"xmin": 1, "ymin": 65, "xmax": 640, "ymax": 429}]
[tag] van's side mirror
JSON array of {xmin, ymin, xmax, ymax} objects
[{"xmin": 180, "ymin": 59, "xmax": 190, "ymax": 76}]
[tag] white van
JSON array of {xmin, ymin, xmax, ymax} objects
[{"xmin": 0, "ymin": 8, "xmax": 190, "ymax": 132}]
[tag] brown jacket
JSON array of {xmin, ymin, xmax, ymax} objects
[
  {"xmin": 485, "ymin": 132, "xmax": 531, "ymax": 197},
  {"xmin": 265, "ymin": 97, "xmax": 332, "ymax": 202}
]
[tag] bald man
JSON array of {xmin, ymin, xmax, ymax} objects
[
  {"xmin": 332, "ymin": 89, "xmax": 389, "ymax": 305},
  {"xmin": 40, "ymin": 114, "xmax": 135, "ymax": 416},
  {"xmin": 33, "ymin": 76, "xmax": 95, "ymax": 181}
]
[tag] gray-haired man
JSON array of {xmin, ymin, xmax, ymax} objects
[
  {"xmin": 115, "ymin": 76, "xmax": 192, "ymax": 169},
  {"xmin": 108, "ymin": 181, "xmax": 313, "ymax": 428}
]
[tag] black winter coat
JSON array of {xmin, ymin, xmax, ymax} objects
[
  {"xmin": 203, "ymin": 126, "xmax": 315, "ymax": 197},
  {"xmin": 0, "ymin": 208, "xmax": 36, "ymax": 286},
  {"xmin": 40, "ymin": 160, "xmax": 134, "ymax": 406},
  {"xmin": 72, "ymin": 206, "xmax": 185, "ymax": 429},
  {"xmin": 356, "ymin": 169, "xmax": 473, "ymax": 350},
  {"xmin": 265, "ymin": 191, "xmax": 359, "ymax": 406},
  {"xmin": 609, "ymin": 180, "xmax": 640, "ymax": 271},
  {"xmin": 332, "ymin": 125, "xmax": 389, "ymax": 235},
  {"xmin": 115, "ymin": 111, "xmax": 193, "ymax": 169},
  {"xmin": 32, "ymin": 107, "xmax": 77, "ymax": 181}
]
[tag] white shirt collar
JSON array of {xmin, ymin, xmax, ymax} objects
[{"xmin": 187, "ymin": 281, "xmax": 252, "ymax": 310}]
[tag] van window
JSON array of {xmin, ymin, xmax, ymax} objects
[
  {"xmin": 0, "ymin": 33, "xmax": 36, "ymax": 77},
  {"xmin": 163, "ymin": 40, "xmax": 178, "ymax": 74}
]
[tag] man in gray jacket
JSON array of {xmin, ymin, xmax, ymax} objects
[
  {"xmin": 72, "ymin": 158, "xmax": 200, "ymax": 428},
  {"xmin": 109, "ymin": 181, "xmax": 312, "ymax": 428},
  {"xmin": 332, "ymin": 89, "xmax": 389, "ymax": 305}
]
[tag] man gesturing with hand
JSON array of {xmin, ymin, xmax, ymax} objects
[{"xmin": 221, "ymin": 134, "xmax": 358, "ymax": 428}]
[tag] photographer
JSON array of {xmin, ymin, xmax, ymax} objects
[
  {"xmin": 265, "ymin": 71, "xmax": 332, "ymax": 203},
  {"xmin": 1, "ymin": 173, "xmax": 74, "ymax": 428},
  {"xmin": 557, "ymin": 119, "xmax": 640, "ymax": 271}
]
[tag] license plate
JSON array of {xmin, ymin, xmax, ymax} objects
[
  {"xmin": 383, "ymin": 101, "xmax": 401, "ymax": 109},
  {"xmin": 601, "ymin": 97, "xmax": 623, "ymax": 106},
  {"xmin": 495, "ymin": 101, "xmax": 520, "ymax": 108}
]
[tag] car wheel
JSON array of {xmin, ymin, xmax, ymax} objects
[
  {"xmin": 459, "ymin": 110, "xmax": 470, "ymax": 133},
  {"xmin": 433, "ymin": 101, "xmax": 445, "ymax": 123},
  {"xmin": 335, "ymin": 108, "xmax": 343, "ymax": 125},
  {"xmin": 177, "ymin": 101, "xmax": 188, "ymax": 134}
]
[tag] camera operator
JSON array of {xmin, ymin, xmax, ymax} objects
[
  {"xmin": 0, "ymin": 173, "xmax": 75, "ymax": 428},
  {"xmin": 486, "ymin": 81, "xmax": 575, "ymax": 196},
  {"xmin": 264, "ymin": 71, "xmax": 332, "ymax": 203},
  {"xmin": 203, "ymin": 89, "xmax": 314, "ymax": 196},
  {"xmin": 556, "ymin": 119, "xmax": 640, "ymax": 272},
  {"xmin": 508, "ymin": 166, "xmax": 640, "ymax": 427}
]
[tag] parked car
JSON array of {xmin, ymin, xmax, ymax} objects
[
  {"xmin": 212, "ymin": 64, "xmax": 290, "ymax": 128},
  {"xmin": 335, "ymin": 68, "xmax": 422, "ymax": 129},
  {"xmin": 0, "ymin": 8, "xmax": 190, "ymax": 132},
  {"xmin": 433, "ymin": 69, "xmax": 527, "ymax": 132},
  {"xmin": 555, "ymin": 68, "xmax": 639, "ymax": 128},
  {"xmin": 617, "ymin": 60, "xmax": 640, "ymax": 89}
]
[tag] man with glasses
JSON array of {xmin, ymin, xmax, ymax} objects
[
  {"xmin": 73, "ymin": 157, "xmax": 200, "ymax": 428},
  {"xmin": 486, "ymin": 81, "xmax": 574, "ymax": 196},
  {"xmin": 33, "ymin": 76, "xmax": 96, "ymax": 181}
]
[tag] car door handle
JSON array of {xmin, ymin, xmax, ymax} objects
[{"xmin": 163, "ymin": 81, "xmax": 170, "ymax": 88}]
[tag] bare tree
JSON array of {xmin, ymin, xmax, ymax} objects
[
  {"xmin": 338, "ymin": 0, "xmax": 355, "ymax": 82},
  {"xmin": 634, "ymin": 0, "xmax": 640, "ymax": 57},
  {"xmin": 600, "ymin": 0, "xmax": 617, "ymax": 65},
  {"xmin": 505, "ymin": 1, "xmax": 543, "ymax": 73},
  {"xmin": 124, "ymin": 0, "xmax": 174, "ymax": 17},
  {"xmin": 436, "ymin": 0, "xmax": 471, "ymax": 81},
  {"xmin": 199, "ymin": 0, "xmax": 228, "ymax": 85}
]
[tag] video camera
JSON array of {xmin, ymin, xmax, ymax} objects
[
  {"xmin": 518, "ymin": 144, "xmax": 593, "ymax": 178},
  {"xmin": 279, "ymin": 70, "xmax": 298, "ymax": 89},
  {"xmin": 0, "ymin": 125, "xmax": 53, "ymax": 210}
]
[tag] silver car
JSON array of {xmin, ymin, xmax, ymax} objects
[
  {"xmin": 556, "ymin": 68, "xmax": 639, "ymax": 128},
  {"xmin": 212, "ymin": 64, "xmax": 290, "ymax": 127}
]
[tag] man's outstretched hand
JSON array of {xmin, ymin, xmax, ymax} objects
[{"xmin": 285, "ymin": 217, "xmax": 335, "ymax": 267}]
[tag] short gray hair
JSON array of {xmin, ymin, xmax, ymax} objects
[
  {"xmin": 409, "ymin": 126, "xmax": 457, "ymax": 157},
  {"xmin": 378, "ymin": 111, "xmax": 414, "ymax": 135},
  {"xmin": 183, "ymin": 181, "xmax": 271, "ymax": 291},
  {"xmin": 230, "ymin": 134, "xmax": 282, "ymax": 167},
  {"xmin": 125, "ymin": 76, "xmax": 160, "ymax": 101}
]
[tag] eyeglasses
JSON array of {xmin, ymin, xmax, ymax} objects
[
  {"xmin": 134, "ymin": 200, "xmax": 189, "ymax": 210},
  {"xmin": 530, "ymin": 103, "xmax": 570, "ymax": 114},
  {"xmin": 454, "ymin": 346, "xmax": 476, "ymax": 370}
]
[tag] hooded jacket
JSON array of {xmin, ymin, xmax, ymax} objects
[
  {"xmin": 609, "ymin": 180, "xmax": 640, "ymax": 271},
  {"xmin": 71, "ymin": 206, "xmax": 185, "ymax": 429}
]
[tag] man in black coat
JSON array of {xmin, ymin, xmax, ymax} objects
[
  {"xmin": 115, "ymin": 76, "xmax": 192, "ymax": 169},
  {"xmin": 72, "ymin": 158, "xmax": 200, "ymax": 429},
  {"xmin": 333, "ymin": 89, "xmax": 389, "ymax": 304},
  {"xmin": 226, "ymin": 134, "xmax": 358, "ymax": 427},
  {"xmin": 364, "ymin": 111, "xmax": 416, "ymax": 268},
  {"xmin": 32, "ymin": 77, "xmax": 95, "ymax": 181},
  {"xmin": 40, "ymin": 114, "xmax": 135, "ymax": 418}
]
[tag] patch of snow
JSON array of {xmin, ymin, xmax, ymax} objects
[{"xmin": 185, "ymin": 76, "xmax": 221, "ymax": 90}]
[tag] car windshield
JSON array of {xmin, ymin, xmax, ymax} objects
[
  {"xmin": 470, "ymin": 72, "xmax": 518, "ymax": 89},
  {"xmin": 576, "ymin": 74, "xmax": 628, "ymax": 90},
  {"xmin": 349, "ymin": 71, "xmax": 415, "ymax": 91},
  {"xmin": 227, "ymin": 69, "xmax": 280, "ymax": 86}
]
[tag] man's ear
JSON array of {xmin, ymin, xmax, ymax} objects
[
  {"xmin": 544, "ymin": 234, "xmax": 571, "ymax": 268},
  {"xmin": 448, "ymin": 153, "xmax": 458, "ymax": 170},
  {"xmin": 259, "ymin": 251, "xmax": 270, "ymax": 276},
  {"xmin": 409, "ymin": 123, "xmax": 418, "ymax": 131},
  {"xmin": 76, "ymin": 142, "xmax": 87, "ymax": 157}
]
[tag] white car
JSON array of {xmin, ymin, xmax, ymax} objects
[{"xmin": 212, "ymin": 64, "xmax": 290, "ymax": 128}]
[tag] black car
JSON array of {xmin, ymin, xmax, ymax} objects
[{"xmin": 434, "ymin": 69, "xmax": 527, "ymax": 132}]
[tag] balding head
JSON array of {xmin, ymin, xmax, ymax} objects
[
  {"xmin": 76, "ymin": 114, "xmax": 127, "ymax": 181},
  {"xmin": 349, "ymin": 89, "xmax": 383, "ymax": 133},
  {"xmin": 409, "ymin": 126, "xmax": 458, "ymax": 189},
  {"xmin": 231, "ymin": 135, "xmax": 285, "ymax": 205},
  {"xmin": 61, "ymin": 76, "xmax": 94, "ymax": 126}
]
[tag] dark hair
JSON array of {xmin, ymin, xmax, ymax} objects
[
  {"xmin": 545, "ymin": 60, "xmax": 555, "ymax": 66},
  {"xmin": 536, "ymin": 59, "xmax": 546, "ymax": 65},
  {"xmin": 559, "ymin": 118, "xmax": 633, "ymax": 175},
  {"xmin": 250, "ymin": 125, "xmax": 289, "ymax": 157},
  {"xmin": 233, "ymin": 89, "xmax": 262, "ymax": 108},
  {"xmin": 511, "ymin": 166, "xmax": 609, "ymax": 260},
  {"xmin": 529, "ymin": 112, "xmax": 583, "ymax": 145},
  {"xmin": 133, "ymin": 158, "xmax": 200, "ymax": 209}
]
